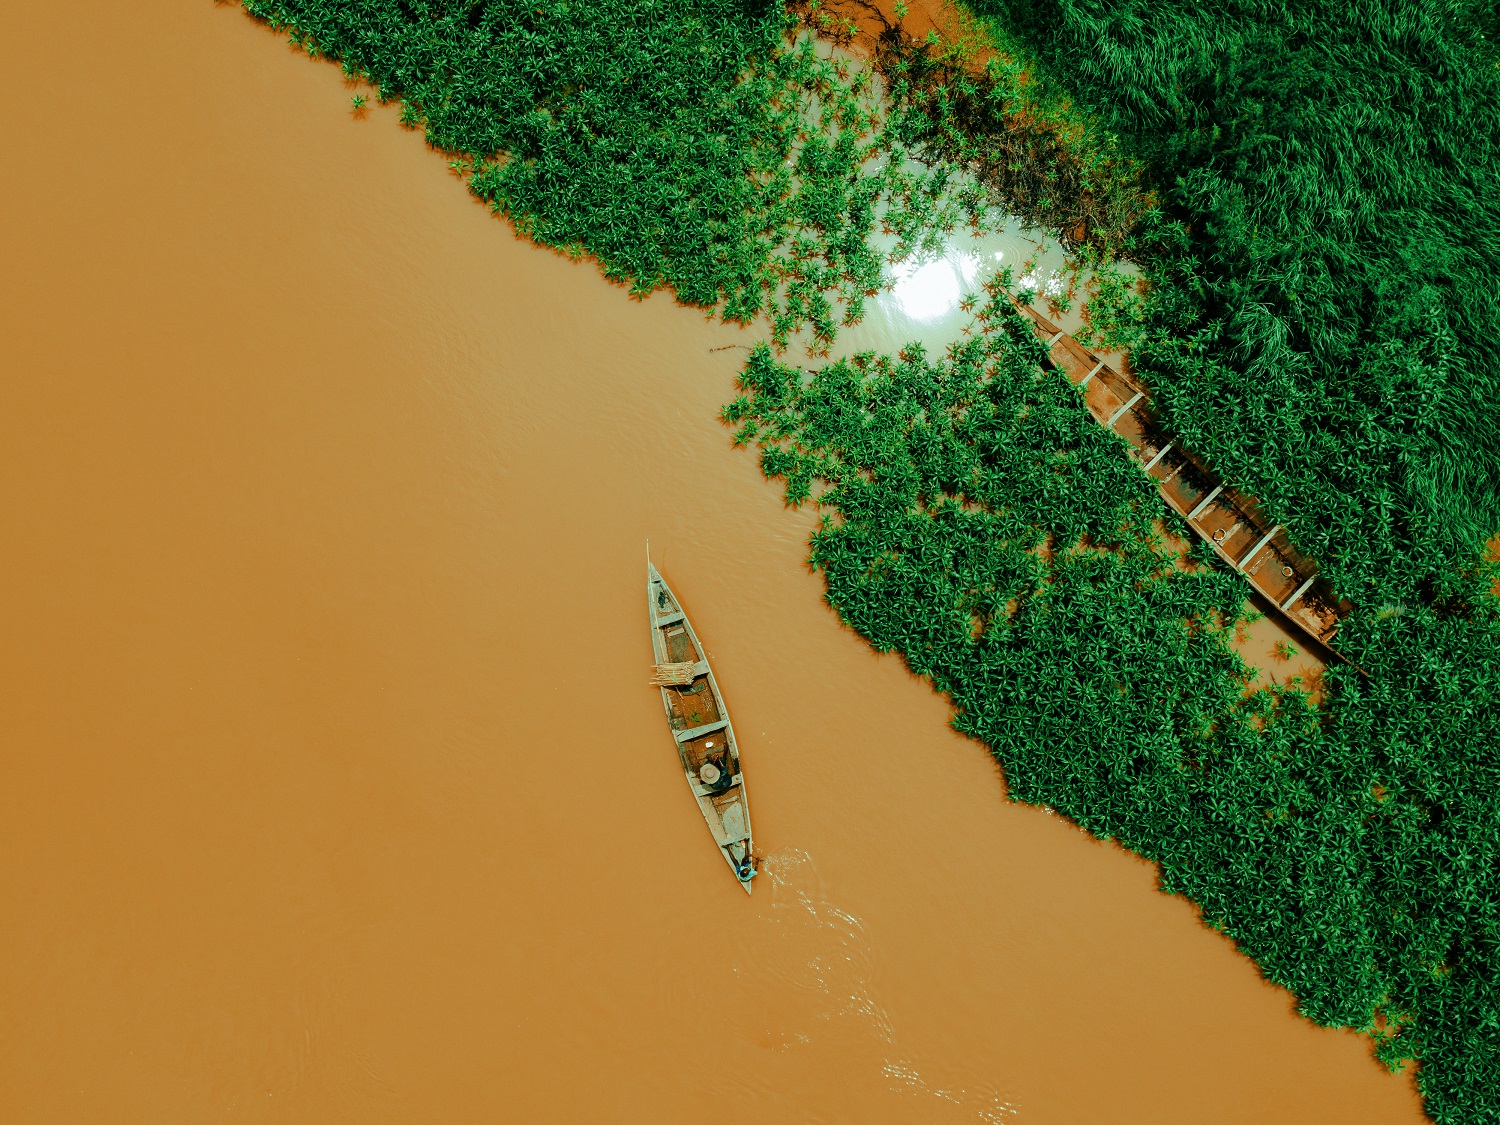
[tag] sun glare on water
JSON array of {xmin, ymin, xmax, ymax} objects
[{"xmin": 888, "ymin": 250, "xmax": 986, "ymax": 323}]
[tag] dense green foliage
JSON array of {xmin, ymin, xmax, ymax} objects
[
  {"xmin": 729, "ymin": 289, "xmax": 1500, "ymax": 1122},
  {"xmin": 239, "ymin": 0, "xmax": 965, "ymax": 348},
  {"xmin": 929, "ymin": 4, "xmax": 1500, "ymax": 1116},
  {"xmin": 842, "ymin": 8, "xmax": 1155, "ymax": 260},
  {"xmin": 960, "ymin": 0, "xmax": 1500, "ymax": 578}
]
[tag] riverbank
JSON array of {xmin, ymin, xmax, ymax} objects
[
  {"xmin": 776, "ymin": 4, "xmax": 1500, "ymax": 1121},
  {"xmin": 0, "ymin": 3, "xmax": 1432, "ymax": 1121},
  {"xmin": 190, "ymin": 2, "xmax": 1500, "ymax": 1120},
  {"xmin": 7, "ymin": 0, "xmax": 1481, "ymax": 1119}
]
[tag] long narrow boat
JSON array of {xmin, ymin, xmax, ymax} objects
[
  {"xmin": 647, "ymin": 562, "xmax": 756, "ymax": 892},
  {"xmin": 1003, "ymin": 292, "xmax": 1356, "ymax": 664}
]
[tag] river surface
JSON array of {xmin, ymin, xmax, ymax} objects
[{"xmin": 0, "ymin": 2, "xmax": 1424, "ymax": 1122}]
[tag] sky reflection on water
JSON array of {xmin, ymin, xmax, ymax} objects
[{"xmin": 818, "ymin": 218, "xmax": 1082, "ymax": 364}]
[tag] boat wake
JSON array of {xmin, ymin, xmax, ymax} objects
[
  {"xmin": 881, "ymin": 1058, "xmax": 1020, "ymax": 1122},
  {"xmin": 756, "ymin": 848, "xmax": 895, "ymax": 1046},
  {"xmin": 751, "ymin": 848, "xmax": 1021, "ymax": 1121}
]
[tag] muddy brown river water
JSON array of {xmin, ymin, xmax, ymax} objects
[{"xmin": 0, "ymin": 2, "xmax": 1427, "ymax": 1121}]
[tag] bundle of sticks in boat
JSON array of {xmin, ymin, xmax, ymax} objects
[{"xmin": 650, "ymin": 662, "xmax": 697, "ymax": 686}]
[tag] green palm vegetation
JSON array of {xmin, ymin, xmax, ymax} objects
[
  {"xmin": 237, "ymin": 0, "xmax": 973, "ymax": 350},
  {"xmin": 930, "ymin": 4, "xmax": 1500, "ymax": 1117},
  {"xmin": 727, "ymin": 283, "xmax": 1500, "ymax": 1125},
  {"xmin": 959, "ymin": 0, "xmax": 1500, "ymax": 575}
]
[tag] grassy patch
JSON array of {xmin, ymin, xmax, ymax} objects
[{"xmin": 961, "ymin": 0, "xmax": 1500, "ymax": 579}]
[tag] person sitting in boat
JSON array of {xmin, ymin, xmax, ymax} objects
[
  {"xmin": 699, "ymin": 742, "xmax": 735, "ymax": 792},
  {"xmin": 731, "ymin": 845, "xmax": 757, "ymax": 883}
]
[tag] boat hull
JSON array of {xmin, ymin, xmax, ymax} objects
[
  {"xmin": 1005, "ymin": 293, "xmax": 1354, "ymax": 662},
  {"xmin": 648, "ymin": 562, "xmax": 754, "ymax": 893}
]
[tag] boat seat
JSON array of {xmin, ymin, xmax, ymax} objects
[
  {"xmin": 718, "ymin": 803, "xmax": 748, "ymax": 844},
  {"xmin": 691, "ymin": 771, "xmax": 742, "ymax": 797},
  {"xmin": 674, "ymin": 719, "xmax": 728, "ymax": 743}
]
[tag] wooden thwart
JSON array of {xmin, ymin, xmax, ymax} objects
[
  {"xmin": 1281, "ymin": 577, "xmax": 1317, "ymax": 612},
  {"xmin": 1106, "ymin": 392, "xmax": 1144, "ymax": 428},
  {"xmin": 1187, "ymin": 484, "xmax": 1225, "ymax": 521},
  {"xmin": 1237, "ymin": 525, "xmax": 1281, "ymax": 572},
  {"xmin": 1142, "ymin": 440, "xmax": 1175, "ymax": 472}
]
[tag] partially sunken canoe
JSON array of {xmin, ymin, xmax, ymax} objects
[
  {"xmin": 647, "ymin": 562, "xmax": 755, "ymax": 892},
  {"xmin": 1004, "ymin": 293, "xmax": 1354, "ymax": 659}
]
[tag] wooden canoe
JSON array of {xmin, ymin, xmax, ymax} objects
[
  {"xmin": 1003, "ymin": 292, "xmax": 1356, "ymax": 664},
  {"xmin": 647, "ymin": 562, "xmax": 756, "ymax": 892}
]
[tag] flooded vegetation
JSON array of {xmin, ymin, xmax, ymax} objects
[
  {"xmin": 948, "ymin": 4, "xmax": 1500, "ymax": 1120},
  {"xmin": 2, "ymin": 0, "xmax": 1493, "ymax": 1121},
  {"xmin": 235, "ymin": 0, "xmax": 976, "ymax": 351}
]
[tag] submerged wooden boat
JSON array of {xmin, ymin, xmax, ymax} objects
[
  {"xmin": 1004, "ymin": 292, "xmax": 1357, "ymax": 665},
  {"xmin": 647, "ymin": 562, "xmax": 756, "ymax": 892}
]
